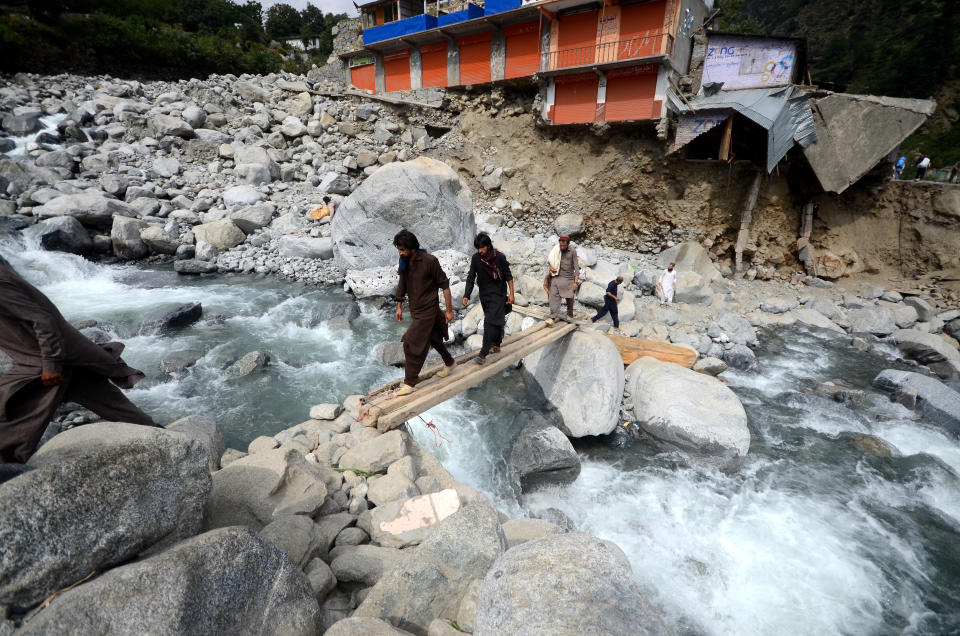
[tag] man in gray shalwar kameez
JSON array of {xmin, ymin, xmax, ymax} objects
[
  {"xmin": 0, "ymin": 256, "xmax": 158, "ymax": 464},
  {"xmin": 545, "ymin": 235, "xmax": 579, "ymax": 324}
]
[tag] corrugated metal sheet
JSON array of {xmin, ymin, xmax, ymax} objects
[{"xmin": 675, "ymin": 85, "xmax": 817, "ymax": 173}]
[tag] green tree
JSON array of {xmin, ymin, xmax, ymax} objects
[{"xmin": 264, "ymin": 3, "xmax": 301, "ymax": 40}]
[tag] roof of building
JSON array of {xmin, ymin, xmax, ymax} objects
[{"xmin": 675, "ymin": 85, "xmax": 817, "ymax": 173}]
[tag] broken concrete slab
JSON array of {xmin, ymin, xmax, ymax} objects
[{"xmin": 803, "ymin": 93, "xmax": 936, "ymax": 194}]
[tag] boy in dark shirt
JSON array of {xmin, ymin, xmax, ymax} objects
[{"xmin": 590, "ymin": 276, "xmax": 623, "ymax": 331}]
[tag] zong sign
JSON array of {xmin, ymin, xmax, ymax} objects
[{"xmin": 703, "ymin": 35, "xmax": 797, "ymax": 90}]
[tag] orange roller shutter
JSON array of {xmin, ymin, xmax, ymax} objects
[
  {"xmin": 420, "ymin": 42, "xmax": 448, "ymax": 88},
  {"xmin": 504, "ymin": 21, "xmax": 540, "ymax": 79},
  {"xmin": 555, "ymin": 10, "xmax": 598, "ymax": 68},
  {"xmin": 384, "ymin": 50, "xmax": 411, "ymax": 92},
  {"xmin": 619, "ymin": 1, "xmax": 666, "ymax": 60},
  {"xmin": 605, "ymin": 66, "xmax": 658, "ymax": 121},
  {"xmin": 553, "ymin": 75, "xmax": 599, "ymax": 124},
  {"xmin": 459, "ymin": 32, "xmax": 493, "ymax": 85},
  {"xmin": 351, "ymin": 64, "xmax": 376, "ymax": 92}
]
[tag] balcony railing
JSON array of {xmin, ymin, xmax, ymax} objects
[{"xmin": 548, "ymin": 33, "xmax": 674, "ymax": 70}]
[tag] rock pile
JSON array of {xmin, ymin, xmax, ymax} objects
[{"xmin": 0, "ymin": 400, "xmax": 661, "ymax": 635}]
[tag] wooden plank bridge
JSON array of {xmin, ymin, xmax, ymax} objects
[
  {"xmin": 357, "ymin": 304, "xmax": 698, "ymax": 433},
  {"xmin": 358, "ymin": 321, "xmax": 577, "ymax": 432}
]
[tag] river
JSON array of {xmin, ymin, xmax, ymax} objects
[{"xmin": 4, "ymin": 236, "xmax": 958, "ymax": 636}]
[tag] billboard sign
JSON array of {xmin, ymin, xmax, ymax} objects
[{"xmin": 703, "ymin": 35, "xmax": 797, "ymax": 90}]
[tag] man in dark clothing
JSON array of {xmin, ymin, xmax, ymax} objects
[
  {"xmin": 462, "ymin": 232, "xmax": 515, "ymax": 365},
  {"xmin": 591, "ymin": 276, "xmax": 623, "ymax": 331},
  {"xmin": 393, "ymin": 230, "xmax": 456, "ymax": 396},
  {"xmin": 0, "ymin": 256, "xmax": 158, "ymax": 464}
]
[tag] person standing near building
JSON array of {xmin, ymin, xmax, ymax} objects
[
  {"xmin": 657, "ymin": 262, "xmax": 677, "ymax": 307},
  {"xmin": 462, "ymin": 232, "xmax": 514, "ymax": 365},
  {"xmin": 591, "ymin": 275, "xmax": 623, "ymax": 332},
  {"xmin": 393, "ymin": 230, "xmax": 456, "ymax": 396},
  {"xmin": 545, "ymin": 236, "xmax": 579, "ymax": 324},
  {"xmin": 0, "ymin": 256, "xmax": 159, "ymax": 465},
  {"xmin": 916, "ymin": 155, "xmax": 931, "ymax": 181}
]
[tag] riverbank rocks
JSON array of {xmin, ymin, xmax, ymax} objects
[
  {"xmin": 724, "ymin": 343, "xmax": 758, "ymax": 371},
  {"xmin": 16, "ymin": 527, "xmax": 319, "ymax": 635},
  {"xmin": 25, "ymin": 216, "xmax": 92, "ymax": 255},
  {"xmin": 628, "ymin": 356, "xmax": 750, "ymax": 472},
  {"xmin": 890, "ymin": 329, "xmax": 960, "ymax": 364},
  {"xmin": 365, "ymin": 488, "xmax": 461, "ymax": 548},
  {"xmin": 522, "ymin": 332, "xmax": 624, "ymax": 437},
  {"xmin": 35, "ymin": 191, "xmax": 136, "ymax": 228},
  {"xmin": 194, "ymin": 219, "xmax": 246, "ymax": 250},
  {"xmin": 507, "ymin": 409, "xmax": 581, "ymax": 492},
  {"xmin": 338, "ymin": 430, "xmax": 407, "ymax": 473},
  {"xmin": 792, "ymin": 307, "xmax": 845, "ymax": 333},
  {"xmin": 355, "ymin": 502, "xmax": 507, "ymax": 634},
  {"xmin": 3, "ymin": 429, "xmax": 210, "ymax": 611},
  {"xmin": 474, "ymin": 532, "xmax": 667, "ymax": 636},
  {"xmin": 847, "ymin": 306, "xmax": 897, "ymax": 336},
  {"xmin": 332, "ymin": 157, "xmax": 475, "ymax": 270},
  {"xmin": 143, "ymin": 301, "xmax": 203, "ymax": 334},
  {"xmin": 204, "ymin": 447, "xmax": 329, "ymax": 530},
  {"xmin": 279, "ymin": 235, "xmax": 334, "ymax": 260},
  {"xmin": 658, "ymin": 241, "xmax": 722, "ymax": 283},
  {"xmin": 873, "ymin": 369, "xmax": 960, "ymax": 433}
]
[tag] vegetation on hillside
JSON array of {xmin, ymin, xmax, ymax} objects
[
  {"xmin": 0, "ymin": 0, "xmax": 347, "ymax": 78},
  {"xmin": 716, "ymin": 0, "xmax": 960, "ymax": 170}
]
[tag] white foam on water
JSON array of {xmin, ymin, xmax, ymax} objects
[
  {"xmin": 522, "ymin": 460, "xmax": 907, "ymax": 636},
  {"xmin": 6, "ymin": 114, "xmax": 67, "ymax": 156}
]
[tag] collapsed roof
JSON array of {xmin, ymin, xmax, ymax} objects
[{"xmin": 801, "ymin": 93, "xmax": 937, "ymax": 194}]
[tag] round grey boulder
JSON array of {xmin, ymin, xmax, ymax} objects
[{"xmin": 475, "ymin": 532, "xmax": 668, "ymax": 636}]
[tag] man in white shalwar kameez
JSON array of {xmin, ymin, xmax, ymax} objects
[{"xmin": 657, "ymin": 262, "xmax": 677, "ymax": 307}]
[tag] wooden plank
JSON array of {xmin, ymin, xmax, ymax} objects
[
  {"xmin": 509, "ymin": 303, "xmax": 591, "ymax": 325},
  {"xmin": 604, "ymin": 334, "xmax": 697, "ymax": 368},
  {"xmin": 366, "ymin": 322, "xmax": 548, "ymax": 398},
  {"xmin": 369, "ymin": 322, "xmax": 563, "ymax": 413},
  {"xmin": 718, "ymin": 116, "xmax": 733, "ymax": 161},
  {"xmin": 376, "ymin": 323, "xmax": 578, "ymax": 430}
]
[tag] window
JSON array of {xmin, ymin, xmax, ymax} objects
[{"xmin": 383, "ymin": 2, "xmax": 398, "ymax": 23}]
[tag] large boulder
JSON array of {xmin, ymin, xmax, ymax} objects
[
  {"xmin": 554, "ymin": 213, "xmax": 583, "ymax": 237},
  {"xmin": 204, "ymin": 447, "xmax": 329, "ymax": 530},
  {"xmin": 16, "ymin": 527, "xmax": 319, "ymax": 635},
  {"xmin": 35, "ymin": 192, "xmax": 137, "ymax": 228},
  {"xmin": 847, "ymin": 306, "xmax": 897, "ymax": 336},
  {"xmin": 673, "ymin": 270, "xmax": 714, "ymax": 305},
  {"xmin": 229, "ymin": 203, "xmax": 275, "ymax": 233},
  {"xmin": 873, "ymin": 370, "xmax": 960, "ymax": 433},
  {"xmin": 24, "ymin": 216, "xmax": 92, "ymax": 255},
  {"xmin": 791, "ymin": 307, "xmax": 845, "ymax": 333},
  {"xmin": 278, "ymin": 236, "xmax": 334, "ymax": 260},
  {"xmin": 522, "ymin": 332, "xmax": 624, "ymax": 437},
  {"xmin": 628, "ymin": 356, "xmax": 750, "ymax": 472},
  {"xmin": 147, "ymin": 114, "xmax": 194, "ymax": 138},
  {"xmin": 714, "ymin": 310, "xmax": 757, "ymax": 346},
  {"xmin": 507, "ymin": 409, "xmax": 581, "ymax": 492},
  {"xmin": 193, "ymin": 219, "xmax": 246, "ymax": 250},
  {"xmin": 474, "ymin": 532, "xmax": 667, "ymax": 636},
  {"xmin": 140, "ymin": 223, "xmax": 179, "ymax": 255},
  {"xmin": 233, "ymin": 145, "xmax": 280, "ymax": 184},
  {"xmin": 338, "ymin": 430, "xmax": 407, "ymax": 473},
  {"xmin": 890, "ymin": 329, "xmax": 960, "ymax": 365},
  {"xmin": 902, "ymin": 297, "xmax": 938, "ymax": 322},
  {"xmin": 345, "ymin": 267, "xmax": 399, "ymax": 298},
  {"xmin": 110, "ymin": 216, "xmax": 148, "ymax": 260},
  {"xmin": 658, "ymin": 241, "xmax": 721, "ymax": 283},
  {"xmin": 332, "ymin": 157, "xmax": 475, "ymax": 270},
  {"xmin": 4, "ymin": 428, "xmax": 210, "ymax": 611},
  {"xmin": 354, "ymin": 503, "xmax": 507, "ymax": 634}
]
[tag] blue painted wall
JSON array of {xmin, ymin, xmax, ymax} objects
[
  {"xmin": 438, "ymin": 3, "xmax": 484, "ymax": 26},
  {"xmin": 484, "ymin": 0, "xmax": 521, "ymax": 16},
  {"xmin": 363, "ymin": 14, "xmax": 438, "ymax": 45}
]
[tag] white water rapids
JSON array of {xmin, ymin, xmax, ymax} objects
[{"xmin": 3, "ymin": 236, "xmax": 958, "ymax": 635}]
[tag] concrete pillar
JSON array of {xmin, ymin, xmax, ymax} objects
[
  {"xmin": 491, "ymin": 27, "xmax": 506, "ymax": 82},
  {"xmin": 539, "ymin": 19, "xmax": 552, "ymax": 72},
  {"xmin": 410, "ymin": 48, "xmax": 423, "ymax": 90},
  {"xmin": 374, "ymin": 52, "xmax": 385, "ymax": 94},
  {"xmin": 596, "ymin": 72, "xmax": 607, "ymax": 123},
  {"xmin": 447, "ymin": 37, "xmax": 460, "ymax": 86}
]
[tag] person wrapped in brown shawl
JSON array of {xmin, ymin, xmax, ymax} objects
[{"xmin": 0, "ymin": 256, "xmax": 158, "ymax": 464}]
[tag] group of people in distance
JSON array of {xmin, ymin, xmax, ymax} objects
[
  {"xmin": 391, "ymin": 230, "xmax": 679, "ymax": 395},
  {"xmin": 0, "ymin": 229, "xmax": 679, "ymax": 469}
]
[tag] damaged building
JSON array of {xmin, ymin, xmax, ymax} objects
[{"xmin": 336, "ymin": 1, "xmax": 937, "ymax": 279}]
